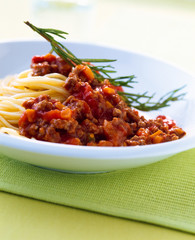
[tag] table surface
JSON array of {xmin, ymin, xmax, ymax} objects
[{"xmin": 1, "ymin": 0, "xmax": 195, "ymax": 239}]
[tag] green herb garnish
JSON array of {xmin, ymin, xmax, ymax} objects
[{"xmin": 24, "ymin": 21, "xmax": 186, "ymax": 111}]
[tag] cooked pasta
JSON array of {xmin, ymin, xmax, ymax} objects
[{"xmin": 0, "ymin": 70, "xmax": 69, "ymax": 133}]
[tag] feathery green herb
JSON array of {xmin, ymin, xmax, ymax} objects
[{"xmin": 24, "ymin": 21, "xmax": 186, "ymax": 111}]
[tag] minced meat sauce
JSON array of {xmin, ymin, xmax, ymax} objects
[{"xmin": 18, "ymin": 54, "xmax": 186, "ymax": 146}]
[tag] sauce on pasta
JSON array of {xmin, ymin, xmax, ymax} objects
[{"xmin": 11, "ymin": 54, "xmax": 186, "ymax": 146}]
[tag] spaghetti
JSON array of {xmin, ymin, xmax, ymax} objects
[{"xmin": 0, "ymin": 69, "xmax": 69, "ymax": 135}]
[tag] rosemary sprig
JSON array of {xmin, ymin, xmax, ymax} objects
[
  {"xmin": 119, "ymin": 86, "xmax": 186, "ymax": 111},
  {"xmin": 24, "ymin": 21, "xmax": 186, "ymax": 111},
  {"xmin": 109, "ymin": 75, "xmax": 137, "ymax": 87},
  {"xmin": 24, "ymin": 21, "xmax": 116, "ymax": 72}
]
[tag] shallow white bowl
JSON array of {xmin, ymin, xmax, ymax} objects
[{"xmin": 0, "ymin": 40, "xmax": 194, "ymax": 173}]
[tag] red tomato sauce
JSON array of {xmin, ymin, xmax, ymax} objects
[{"xmin": 18, "ymin": 54, "xmax": 186, "ymax": 146}]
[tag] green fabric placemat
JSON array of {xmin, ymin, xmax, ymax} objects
[{"xmin": 0, "ymin": 149, "xmax": 195, "ymax": 234}]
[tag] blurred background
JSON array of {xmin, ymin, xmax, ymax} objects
[{"xmin": 1, "ymin": 0, "xmax": 195, "ymax": 73}]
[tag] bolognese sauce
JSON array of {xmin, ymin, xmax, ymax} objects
[{"xmin": 18, "ymin": 54, "xmax": 186, "ymax": 146}]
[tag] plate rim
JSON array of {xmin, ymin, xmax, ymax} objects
[{"xmin": 0, "ymin": 40, "xmax": 194, "ymax": 170}]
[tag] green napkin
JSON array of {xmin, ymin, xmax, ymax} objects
[{"xmin": 0, "ymin": 148, "xmax": 195, "ymax": 234}]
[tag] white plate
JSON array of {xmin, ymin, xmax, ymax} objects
[{"xmin": 0, "ymin": 40, "xmax": 195, "ymax": 173}]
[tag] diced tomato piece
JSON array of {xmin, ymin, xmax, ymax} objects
[
  {"xmin": 113, "ymin": 86, "xmax": 124, "ymax": 92},
  {"xmin": 18, "ymin": 112, "xmax": 28, "ymax": 127},
  {"xmin": 61, "ymin": 108, "xmax": 72, "ymax": 120},
  {"xmin": 136, "ymin": 128, "xmax": 149, "ymax": 137},
  {"xmin": 31, "ymin": 55, "xmax": 45, "ymax": 64},
  {"xmin": 26, "ymin": 109, "xmax": 36, "ymax": 123},
  {"xmin": 65, "ymin": 138, "xmax": 81, "ymax": 145},
  {"xmin": 31, "ymin": 54, "xmax": 57, "ymax": 64},
  {"xmin": 42, "ymin": 110, "xmax": 62, "ymax": 122},
  {"xmin": 77, "ymin": 65, "xmax": 94, "ymax": 82},
  {"xmin": 44, "ymin": 54, "xmax": 56, "ymax": 63},
  {"xmin": 150, "ymin": 130, "xmax": 164, "ymax": 144},
  {"xmin": 157, "ymin": 115, "xmax": 176, "ymax": 129},
  {"xmin": 102, "ymin": 86, "xmax": 116, "ymax": 95},
  {"xmin": 55, "ymin": 101, "xmax": 64, "ymax": 110}
]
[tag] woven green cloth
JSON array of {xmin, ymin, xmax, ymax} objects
[{"xmin": 0, "ymin": 149, "xmax": 195, "ymax": 234}]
